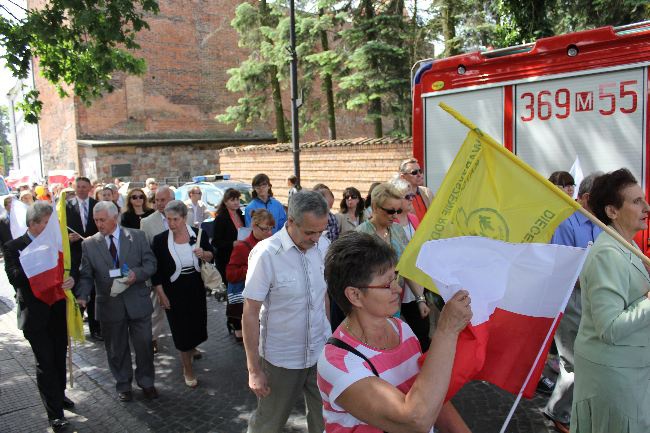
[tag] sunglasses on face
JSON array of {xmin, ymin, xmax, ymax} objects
[
  {"xmin": 380, "ymin": 206, "xmax": 403, "ymax": 215},
  {"xmin": 131, "ymin": 195, "xmax": 145, "ymax": 200},
  {"xmin": 404, "ymin": 169, "xmax": 423, "ymax": 176},
  {"xmin": 345, "ymin": 195, "xmax": 359, "ymax": 200}
]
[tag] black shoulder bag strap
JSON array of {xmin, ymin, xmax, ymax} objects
[
  {"xmin": 326, "ymin": 337, "xmax": 388, "ymax": 433},
  {"xmin": 326, "ymin": 337, "xmax": 380, "ymax": 376}
]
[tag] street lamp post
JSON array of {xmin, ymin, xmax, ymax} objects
[{"xmin": 289, "ymin": 0, "xmax": 301, "ymax": 188}]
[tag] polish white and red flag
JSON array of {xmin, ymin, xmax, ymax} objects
[
  {"xmin": 18, "ymin": 209, "xmax": 65, "ymax": 306},
  {"xmin": 416, "ymin": 236, "xmax": 589, "ymax": 400}
]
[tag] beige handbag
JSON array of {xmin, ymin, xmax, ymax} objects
[{"xmin": 196, "ymin": 229, "xmax": 223, "ymax": 291}]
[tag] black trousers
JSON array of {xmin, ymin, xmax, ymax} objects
[
  {"xmin": 401, "ymin": 301, "xmax": 431, "ymax": 352},
  {"xmin": 81, "ymin": 287, "xmax": 101, "ymax": 335},
  {"xmin": 23, "ymin": 300, "xmax": 68, "ymax": 420}
]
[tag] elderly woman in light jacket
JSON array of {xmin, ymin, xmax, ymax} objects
[{"xmin": 151, "ymin": 200, "xmax": 213, "ymax": 388}]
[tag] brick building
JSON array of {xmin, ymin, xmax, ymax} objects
[{"xmin": 29, "ymin": 0, "xmax": 377, "ymax": 182}]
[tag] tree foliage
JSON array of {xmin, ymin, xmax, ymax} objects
[{"xmin": 0, "ymin": 0, "xmax": 159, "ymax": 123}]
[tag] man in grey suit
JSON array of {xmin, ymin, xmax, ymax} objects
[
  {"xmin": 77, "ymin": 201, "xmax": 158, "ymax": 402},
  {"xmin": 140, "ymin": 186, "xmax": 174, "ymax": 352}
]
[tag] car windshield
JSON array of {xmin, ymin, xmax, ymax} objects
[{"xmin": 203, "ymin": 188, "xmax": 224, "ymax": 208}]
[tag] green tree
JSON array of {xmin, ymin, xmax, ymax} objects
[
  {"xmin": 0, "ymin": 106, "xmax": 13, "ymax": 175},
  {"xmin": 0, "ymin": 0, "xmax": 159, "ymax": 124},
  {"xmin": 338, "ymin": 0, "xmax": 413, "ymax": 137},
  {"xmin": 217, "ymin": 1, "xmax": 289, "ymax": 143}
]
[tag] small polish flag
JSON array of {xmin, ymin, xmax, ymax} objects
[
  {"xmin": 416, "ymin": 236, "xmax": 589, "ymax": 399},
  {"xmin": 18, "ymin": 209, "xmax": 65, "ymax": 306}
]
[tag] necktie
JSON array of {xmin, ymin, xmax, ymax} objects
[
  {"xmin": 81, "ymin": 200, "xmax": 88, "ymax": 232},
  {"xmin": 109, "ymin": 235, "xmax": 118, "ymax": 267}
]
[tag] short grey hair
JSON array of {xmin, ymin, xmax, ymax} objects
[
  {"xmin": 164, "ymin": 200, "xmax": 188, "ymax": 218},
  {"xmin": 26, "ymin": 201, "xmax": 53, "ymax": 226},
  {"xmin": 399, "ymin": 158, "xmax": 418, "ymax": 173},
  {"xmin": 578, "ymin": 171, "xmax": 604, "ymax": 197},
  {"xmin": 93, "ymin": 200, "xmax": 119, "ymax": 217},
  {"xmin": 156, "ymin": 185, "xmax": 174, "ymax": 199},
  {"xmin": 288, "ymin": 190, "xmax": 328, "ymax": 225}
]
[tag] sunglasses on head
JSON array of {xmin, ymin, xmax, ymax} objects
[
  {"xmin": 405, "ymin": 169, "xmax": 423, "ymax": 175},
  {"xmin": 380, "ymin": 206, "xmax": 403, "ymax": 215}
]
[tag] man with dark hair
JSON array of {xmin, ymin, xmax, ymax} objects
[
  {"xmin": 242, "ymin": 190, "xmax": 330, "ymax": 433},
  {"xmin": 66, "ymin": 176, "xmax": 101, "ymax": 340},
  {"xmin": 543, "ymin": 172, "xmax": 604, "ymax": 433}
]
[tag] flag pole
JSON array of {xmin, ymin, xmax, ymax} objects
[
  {"xmin": 439, "ymin": 102, "xmax": 650, "ymax": 268},
  {"xmin": 576, "ymin": 207, "xmax": 650, "ymax": 267},
  {"xmin": 68, "ymin": 335, "xmax": 74, "ymax": 387},
  {"xmin": 499, "ymin": 313, "xmax": 563, "ymax": 433}
]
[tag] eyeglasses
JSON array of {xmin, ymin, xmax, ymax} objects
[
  {"xmin": 345, "ymin": 195, "xmax": 359, "ymax": 200},
  {"xmin": 404, "ymin": 169, "xmax": 423, "ymax": 176},
  {"xmin": 130, "ymin": 195, "xmax": 145, "ymax": 200},
  {"xmin": 404, "ymin": 193, "xmax": 416, "ymax": 200},
  {"xmin": 358, "ymin": 273, "xmax": 399, "ymax": 290},
  {"xmin": 380, "ymin": 206, "xmax": 403, "ymax": 215},
  {"xmin": 190, "ymin": 191, "xmax": 202, "ymax": 195},
  {"xmin": 255, "ymin": 224, "xmax": 273, "ymax": 232},
  {"xmin": 254, "ymin": 183, "xmax": 270, "ymax": 188}
]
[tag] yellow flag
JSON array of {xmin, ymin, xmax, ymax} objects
[
  {"xmin": 57, "ymin": 190, "xmax": 85, "ymax": 343},
  {"xmin": 397, "ymin": 103, "xmax": 581, "ymax": 291},
  {"xmin": 56, "ymin": 190, "xmax": 71, "ymax": 279}
]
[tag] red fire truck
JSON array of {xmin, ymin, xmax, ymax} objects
[{"xmin": 412, "ymin": 21, "xmax": 650, "ymax": 251}]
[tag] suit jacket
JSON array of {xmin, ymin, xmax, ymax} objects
[
  {"xmin": 3, "ymin": 233, "xmax": 65, "ymax": 332},
  {"xmin": 575, "ymin": 230, "xmax": 650, "ymax": 368},
  {"xmin": 140, "ymin": 210, "xmax": 166, "ymax": 245},
  {"xmin": 0, "ymin": 215, "xmax": 11, "ymax": 248},
  {"xmin": 185, "ymin": 200, "xmax": 209, "ymax": 227},
  {"xmin": 66, "ymin": 197, "xmax": 99, "ymax": 284},
  {"xmin": 418, "ymin": 186, "xmax": 434, "ymax": 208},
  {"xmin": 77, "ymin": 227, "xmax": 156, "ymax": 323},
  {"xmin": 211, "ymin": 208, "xmax": 244, "ymax": 281}
]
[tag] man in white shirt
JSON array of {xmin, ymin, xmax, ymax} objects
[
  {"xmin": 184, "ymin": 186, "xmax": 208, "ymax": 228},
  {"xmin": 242, "ymin": 190, "xmax": 331, "ymax": 433},
  {"xmin": 140, "ymin": 186, "xmax": 174, "ymax": 352}
]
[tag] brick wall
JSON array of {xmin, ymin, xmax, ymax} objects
[
  {"xmin": 218, "ymin": 138, "xmax": 413, "ymax": 210},
  {"xmin": 31, "ymin": 63, "xmax": 79, "ymax": 174},
  {"xmin": 71, "ymin": 0, "xmax": 376, "ymax": 141}
]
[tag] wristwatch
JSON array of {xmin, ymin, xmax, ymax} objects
[{"xmin": 416, "ymin": 295, "xmax": 427, "ymax": 304}]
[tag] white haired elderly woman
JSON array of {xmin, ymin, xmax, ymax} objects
[{"xmin": 151, "ymin": 200, "xmax": 213, "ymax": 388}]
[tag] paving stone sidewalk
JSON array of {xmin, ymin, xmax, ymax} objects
[{"xmin": 0, "ymin": 262, "xmax": 558, "ymax": 433}]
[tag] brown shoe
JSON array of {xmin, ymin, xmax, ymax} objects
[
  {"xmin": 142, "ymin": 386, "xmax": 158, "ymax": 400},
  {"xmin": 551, "ymin": 419, "xmax": 569, "ymax": 433}
]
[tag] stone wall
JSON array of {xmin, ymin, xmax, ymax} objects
[
  {"xmin": 78, "ymin": 140, "xmax": 257, "ymax": 183},
  {"xmin": 218, "ymin": 138, "xmax": 414, "ymax": 210}
]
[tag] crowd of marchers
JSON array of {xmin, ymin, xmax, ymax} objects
[{"xmin": 1, "ymin": 159, "xmax": 649, "ymax": 433}]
